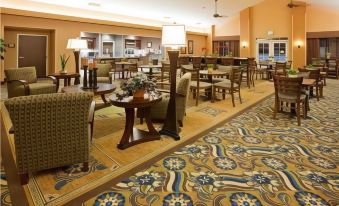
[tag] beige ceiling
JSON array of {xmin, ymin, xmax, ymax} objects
[{"xmin": 1, "ymin": 0, "xmax": 338, "ymax": 32}]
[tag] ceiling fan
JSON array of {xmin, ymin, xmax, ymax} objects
[{"xmin": 213, "ymin": 0, "xmax": 227, "ymax": 18}]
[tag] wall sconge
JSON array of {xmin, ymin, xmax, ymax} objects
[
  {"xmin": 296, "ymin": 41, "xmax": 302, "ymax": 48},
  {"xmin": 242, "ymin": 41, "xmax": 247, "ymax": 48}
]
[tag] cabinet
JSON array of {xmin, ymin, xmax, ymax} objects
[{"xmin": 125, "ymin": 39, "xmax": 141, "ymax": 49}]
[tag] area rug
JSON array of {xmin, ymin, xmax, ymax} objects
[{"xmin": 84, "ymin": 81, "xmax": 339, "ymax": 205}]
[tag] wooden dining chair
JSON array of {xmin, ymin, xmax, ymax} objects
[
  {"xmin": 273, "ymin": 76, "xmax": 307, "ymax": 126},
  {"xmin": 299, "ymin": 68, "xmax": 323, "ymax": 100},
  {"xmin": 275, "ymin": 62, "xmax": 287, "ymax": 76},
  {"xmin": 183, "ymin": 66, "xmax": 212, "ymax": 106},
  {"xmin": 212, "ymin": 67, "xmax": 243, "ymax": 107},
  {"xmin": 192, "ymin": 56, "xmax": 202, "ymax": 70}
]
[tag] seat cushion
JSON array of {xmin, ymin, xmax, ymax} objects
[
  {"xmin": 97, "ymin": 77, "xmax": 110, "ymax": 83},
  {"xmin": 212, "ymin": 77, "xmax": 229, "ymax": 83},
  {"xmin": 190, "ymin": 81, "xmax": 212, "ymax": 89},
  {"xmin": 278, "ymin": 93, "xmax": 306, "ymax": 102},
  {"xmin": 214, "ymin": 80, "xmax": 238, "ymax": 88},
  {"xmin": 29, "ymin": 83, "xmax": 56, "ymax": 95}
]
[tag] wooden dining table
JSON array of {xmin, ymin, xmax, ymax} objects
[
  {"xmin": 199, "ymin": 70, "xmax": 229, "ymax": 83},
  {"xmin": 115, "ymin": 61, "xmax": 134, "ymax": 79}
]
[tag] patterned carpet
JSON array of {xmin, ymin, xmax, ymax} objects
[{"xmin": 84, "ymin": 81, "xmax": 339, "ymax": 206}]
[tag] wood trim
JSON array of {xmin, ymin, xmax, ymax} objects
[
  {"xmin": 213, "ymin": 35, "xmax": 240, "ymax": 41},
  {"xmin": 307, "ymin": 31, "xmax": 339, "ymax": 38},
  {"xmin": 1, "ymin": 8, "xmax": 207, "ymax": 36}
]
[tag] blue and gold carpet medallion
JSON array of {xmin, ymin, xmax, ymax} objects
[{"xmin": 87, "ymin": 81, "xmax": 339, "ymax": 206}]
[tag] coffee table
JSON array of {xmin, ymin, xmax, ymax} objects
[
  {"xmin": 61, "ymin": 83, "xmax": 116, "ymax": 103},
  {"xmin": 110, "ymin": 95, "xmax": 162, "ymax": 150}
]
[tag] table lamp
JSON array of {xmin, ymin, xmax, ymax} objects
[
  {"xmin": 67, "ymin": 38, "xmax": 88, "ymax": 84},
  {"xmin": 159, "ymin": 24, "xmax": 186, "ymax": 140}
]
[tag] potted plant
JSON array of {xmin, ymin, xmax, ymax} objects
[
  {"xmin": 60, "ymin": 54, "xmax": 70, "ymax": 74},
  {"xmin": 269, "ymin": 56, "xmax": 274, "ymax": 62},
  {"xmin": 288, "ymin": 68, "xmax": 298, "ymax": 78},
  {"xmin": 0, "ymin": 39, "xmax": 6, "ymax": 60},
  {"xmin": 207, "ymin": 64, "xmax": 214, "ymax": 73},
  {"xmin": 120, "ymin": 72, "xmax": 156, "ymax": 99}
]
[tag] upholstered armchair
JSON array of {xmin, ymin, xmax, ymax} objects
[
  {"xmin": 138, "ymin": 73, "xmax": 191, "ymax": 127},
  {"xmin": 4, "ymin": 93, "xmax": 94, "ymax": 185},
  {"xmin": 5, "ymin": 67, "xmax": 57, "ymax": 98},
  {"xmin": 96, "ymin": 63, "xmax": 113, "ymax": 84}
]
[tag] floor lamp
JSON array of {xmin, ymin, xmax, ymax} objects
[
  {"xmin": 67, "ymin": 39, "xmax": 88, "ymax": 84},
  {"xmin": 159, "ymin": 24, "xmax": 186, "ymax": 140}
]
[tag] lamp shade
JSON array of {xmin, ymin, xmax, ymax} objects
[
  {"xmin": 67, "ymin": 39, "xmax": 88, "ymax": 50},
  {"xmin": 162, "ymin": 24, "xmax": 186, "ymax": 48}
]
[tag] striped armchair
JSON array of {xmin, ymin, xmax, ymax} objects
[
  {"xmin": 4, "ymin": 93, "xmax": 94, "ymax": 185},
  {"xmin": 5, "ymin": 67, "xmax": 57, "ymax": 98}
]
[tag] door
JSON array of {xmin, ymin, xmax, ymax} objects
[
  {"xmin": 256, "ymin": 40, "xmax": 288, "ymax": 62},
  {"xmin": 18, "ymin": 35, "xmax": 47, "ymax": 77}
]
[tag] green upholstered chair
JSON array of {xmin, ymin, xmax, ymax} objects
[
  {"xmin": 4, "ymin": 93, "xmax": 94, "ymax": 185},
  {"xmin": 5, "ymin": 67, "xmax": 57, "ymax": 98},
  {"xmin": 138, "ymin": 73, "xmax": 191, "ymax": 127},
  {"xmin": 96, "ymin": 63, "xmax": 112, "ymax": 84}
]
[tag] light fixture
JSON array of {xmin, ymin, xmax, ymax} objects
[
  {"xmin": 296, "ymin": 40, "xmax": 302, "ymax": 48},
  {"xmin": 242, "ymin": 41, "xmax": 247, "ymax": 48},
  {"xmin": 67, "ymin": 38, "xmax": 88, "ymax": 84},
  {"xmin": 159, "ymin": 24, "xmax": 186, "ymax": 140}
]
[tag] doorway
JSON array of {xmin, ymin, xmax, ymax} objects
[
  {"xmin": 256, "ymin": 39, "xmax": 288, "ymax": 62},
  {"xmin": 18, "ymin": 34, "xmax": 48, "ymax": 77}
]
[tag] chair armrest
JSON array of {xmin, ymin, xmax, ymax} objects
[
  {"xmin": 88, "ymin": 100, "xmax": 96, "ymax": 123},
  {"xmin": 47, "ymin": 76, "xmax": 57, "ymax": 85},
  {"xmin": 7, "ymin": 80, "xmax": 30, "ymax": 95}
]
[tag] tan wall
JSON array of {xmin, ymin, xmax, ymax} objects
[
  {"xmin": 240, "ymin": 8, "xmax": 250, "ymax": 57},
  {"xmin": 214, "ymin": 14, "xmax": 240, "ymax": 37},
  {"xmin": 1, "ymin": 12, "xmax": 207, "ymax": 80},
  {"xmin": 292, "ymin": 6, "xmax": 306, "ymax": 69},
  {"xmin": 306, "ymin": 5, "xmax": 339, "ymax": 32},
  {"xmin": 249, "ymin": 0, "xmax": 292, "ymax": 60}
]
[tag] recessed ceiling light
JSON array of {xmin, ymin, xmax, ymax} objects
[
  {"xmin": 88, "ymin": 2, "xmax": 101, "ymax": 7},
  {"xmin": 196, "ymin": 22, "xmax": 202, "ymax": 25},
  {"xmin": 202, "ymin": 6, "xmax": 206, "ymax": 9}
]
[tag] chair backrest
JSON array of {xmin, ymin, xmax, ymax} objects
[
  {"xmin": 275, "ymin": 62, "xmax": 287, "ymax": 75},
  {"xmin": 205, "ymin": 57, "xmax": 217, "ymax": 65},
  {"xmin": 176, "ymin": 72, "xmax": 191, "ymax": 97},
  {"xmin": 286, "ymin": 61, "xmax": 292, "ymax": 70},
  {"xmin": 4, "ymin": 93, "xmax": 93, "ymax": 173},
  {"xmin": 161, "ymin": 62, "xmax": 171, "ymax": 82},
  {"xmin": 336, "ymin": 59, "xmax": 339, "ymax": 68},
  {"xmin": 220, "ymin": 57, "xmax": 234, "ymax": 66},
  {"xmin": 96, "ymin": 63, "xmax": 112, "ymax": 77},
  {"xmin": 231, "ymin": 67, "xmax": 243, "ymax": 87},
  {"xmin": 182, "ymin": 66, "xmax": 199, "ymax": 82},
  {"xmin": 297, "ymin": 68, "xmax": 310, "ymax": 78},
  {"xmin": 178, "ymin": 56, "xmax": 190, "ymax": 66},
  {"xmin": 192, "ymin": 57, "xmax": 202, "ymax": 69},
  {"xmin": 306, "ymin": 68, "xmax": 320, "ymax": 81},
  {"xmin": 273, "ymin": 75, "xmax": 303, "ymax": 98},
  {"xmin": 5, "ymin": 67, "xmax": 37, "ymax": 83}
]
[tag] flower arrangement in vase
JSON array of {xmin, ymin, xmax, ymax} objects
[
  {"xmin": 120, "ymin": 72, "xmax": 157, "ymax": 99},
  {"xmin": 60, "ymin": 54, "xmax": 70, "ymax": 74}
]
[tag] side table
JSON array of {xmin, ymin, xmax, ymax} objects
[
  {"xmin": 49, "ymin": 72, "xmax": 81, "ymax": 91},
  {"xmin": 110, "ymin": 95, "xmax": 162, "ymax": 150}
]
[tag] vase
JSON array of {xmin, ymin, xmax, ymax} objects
[
  {"xmin": 133, "ymin": 89, "xmax": 144, "ymax": 100},
  {"xmin": 60, "ymin": 70, "xmax": 67, "ymax": 74}
]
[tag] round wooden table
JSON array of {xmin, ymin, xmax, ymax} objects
[
  {"xmin": 199, "ymin": 70, "xmax": 228, "ymax": 83},
  {"xmin": 49, "ymin": 72, "xmax": 81, "ymax": 91},
  {"xmin": 110, "ymin": 95, "xmax": 162, "ymax": 150},
  {"xmin": 61, "ymin": 83, "xmax": 116, "ymax": 103}
]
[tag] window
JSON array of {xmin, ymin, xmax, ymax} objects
[{"xmin": 256, "ymin": 39, "xmax": 288, "ymax": 62}]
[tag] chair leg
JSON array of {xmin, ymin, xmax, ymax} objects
[
  {"xmin": 238, "ymin": 89, "xmax": 242, "ymax": 104},
  {"xmin": 231, "ymin": 91, "xmax": 235, "ymax": 107},
  {"xmin": 320, "ymin": 85, "xmax": 323, "ymax": 98},
  {"xmin": 20, "ymin": 173, "xmax": 29, "ymax": 185},
  {"xmin": 140, "ymin": 117, "xmax": 143, "ymax": 124},
  {"xmin": 82, "ymin": 162, "xmax": 89, "ymax": 172},
  {"xmin": 195, "ymin": 90, "xmax": 198, "ymax": 106},
  {"xmin": 316, "ymin": 86, "xmax": 319, "ymax": 101},
  {"xmin": 222, "ymin": 89, "xmax": 226, "ymax": 100},
  {"xmin": 212, "ymin": 86, "xmax": 216, "ymax": 103},
  {"xmin": 296, "ymin": 102, "xmax": 301, "ymax": 126}
]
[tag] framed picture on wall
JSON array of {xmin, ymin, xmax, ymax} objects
[
  {"xmin": 188, "ymin": 40, "xmax": 193, "ymax": 54},
  {"xmin": 147, "ymin": 42, "xmax": 152, "ymax": 48},
  {"xmin": 81, "ymin": 37, "xmax": 96, "ymax": 49},
  {"xmin": 180, "ymin": 47, "xmax": 186, "ymax": 54}
]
